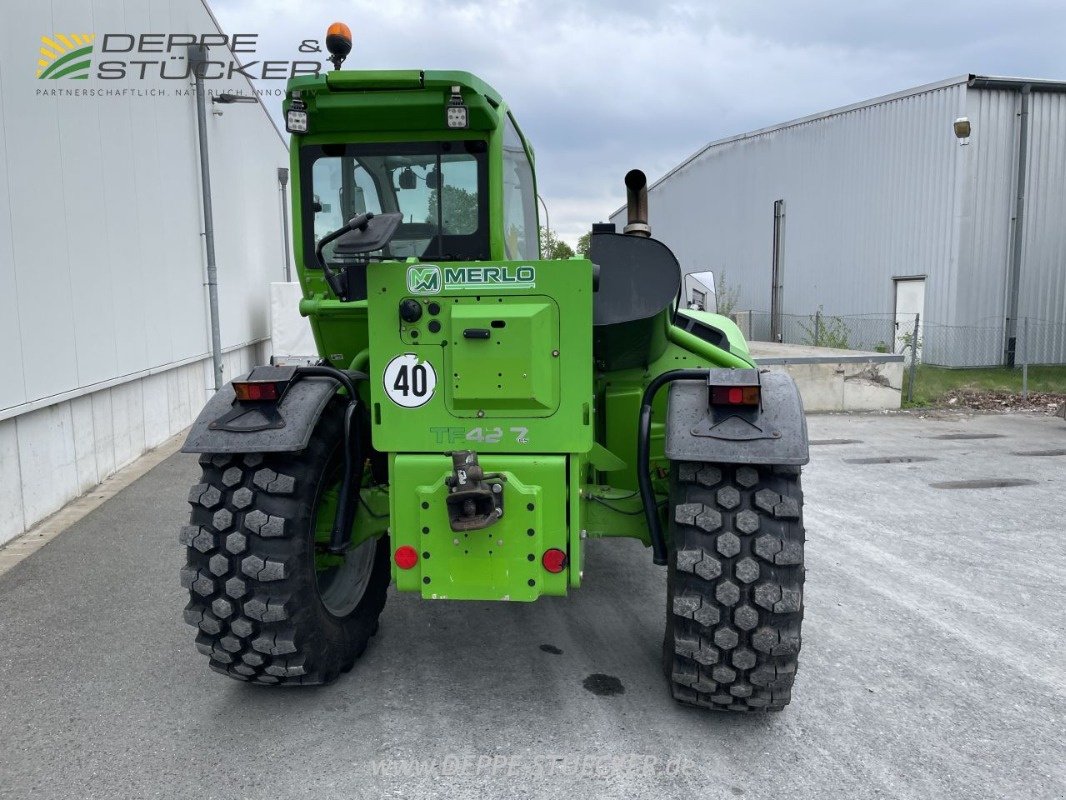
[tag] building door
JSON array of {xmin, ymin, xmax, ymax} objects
[{"xmin": 893, "ymin": 278, "xmax": 925, "ymax": 361}]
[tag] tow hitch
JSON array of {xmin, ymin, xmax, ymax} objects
[{"xmin": 444, "ymin": 451, "xmax": 505, "ymax": 532}]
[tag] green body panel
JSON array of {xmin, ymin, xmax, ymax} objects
[
  {"xmin": 598, "ymin": 313, "xmax": 756, "ymax": 492},
  {"xmin": 568, "ymin": 452, "xmax": 585, "ymax": 588},
  {"xmin": 297, "ymin": 296, "xmax": 370, "ymax": 386},
  {"xmin": 283, "ymin": 69, "xmax": 754, "ymax": 601},
  {"xmin": 582, "ymin": 486, "xmax": 652, "ymax": 545},
  {"xmin": 366, "ymin": 259, "xmax": 594, "ymax": 454},
  {"xmin": 447, "ymin": 301, "xmax": 559, "ymax": 415},
  {"xmin": 390, "ymin": 454, "xmax": 570, "ymax": 600},
  {"xmin": 324, "ymin": 70, "xmax": 426, "ymax": 91},
  {"xmin": 677, "ymin": 309, "xmax": 753, "ymax": 363}
]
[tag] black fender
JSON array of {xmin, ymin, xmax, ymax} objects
[
  {"xmin": 181, "ymin": 373, "xmax": 341, "ymax": 454},
  {"xmin": 664, "ymin": 370, "xmax": 809, "ymax": 466}
]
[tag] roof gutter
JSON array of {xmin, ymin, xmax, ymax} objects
[
  {"xmin": 608, "ymin": 74, "xmax": 977, "ymax": 220},
  {"xmin": 967, "ymin": 74, "xmax": 1066, "ymax": 93}
]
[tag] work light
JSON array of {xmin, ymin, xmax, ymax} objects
[
  {"xmin": 446, "ymin": 85, "xmax": 468, "ymax": 129},
  {"xmin": 287, "ymin": 92, "xmax": 308, "ymax": 134}
]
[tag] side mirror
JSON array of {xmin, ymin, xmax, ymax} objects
[
  {"xmin": 398, "ymin": 168, "xmax": 416, "ymax": 190},
  {"xmin": 683, "ymin": 270, "xmax": 717, "ymax": 313},
  {"xmin": 425, "ymin": 168, "xmax": 439, "ymax": 190}
]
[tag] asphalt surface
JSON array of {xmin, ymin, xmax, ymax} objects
[{"xmin": 1, "ymin": 411, "xmax": 1064, "ymax": 799}]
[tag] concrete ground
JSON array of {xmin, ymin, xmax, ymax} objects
[{"xmin": 1, "ymin": 412, "xmax": 1064, "ymax": 800}]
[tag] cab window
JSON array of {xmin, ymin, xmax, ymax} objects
[
  {"xmin": 301, "ymin": 140, "xmax": 489, "ymax": 266},
  {"xmin": 501, "ymin": 116, "xmax": 539, "ymax": 260}
]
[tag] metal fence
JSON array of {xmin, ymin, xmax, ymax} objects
[{"xmin": 732, "ymin": 310, "xmax": 1066, "ymax": 368}]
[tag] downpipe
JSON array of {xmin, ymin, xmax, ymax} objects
[
  {"xmin": 1005, "ymin": 84, "xmax": 1031, "ymax": 366},
  {"xmin": 278, "ymin": 168, "xmax": 292, "ymax": 282},
  {"xmin": 189, "ymin": 45, "xmax": 224, "ymax": 393}
]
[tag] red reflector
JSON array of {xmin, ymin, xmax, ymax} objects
[
  {"xmin": 234, "ymin": 381, "xmax": 279, "ymax": 402},
  {"xmin": 394, "ymin": 545, "xmax": 418, "ymax": 570},
  {"xmin": 711, "ymin": 386, "xmax": 760, "ymax": 406},
  {"xmin": 542, "ymin": 548, "xmax": 567, "ymax": 574}
]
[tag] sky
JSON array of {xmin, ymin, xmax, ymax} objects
[{"xmin": 212, "ymin": 0, "xmax": 1066, "ymax": 246}]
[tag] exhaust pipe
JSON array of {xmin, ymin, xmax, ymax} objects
[{"xmin": 623, "ymin": 169, "xmax": 651, "ymax": 237}]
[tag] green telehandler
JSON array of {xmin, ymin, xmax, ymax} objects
[{"xmin": 180, "ymin": 23, "xmax": 808, "ymax": 711}]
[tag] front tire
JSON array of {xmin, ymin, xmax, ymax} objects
[
  {"xmin": 180, "ymin": 406, "xmax": 389, "ymax": 685},
  {"xmin": 663, "ymin": 462, "xmax": 805, "ymax": 711}
]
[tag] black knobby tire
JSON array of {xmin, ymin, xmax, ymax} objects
[
  {"xmin": 179, "ymin": 405, "xmax": 389, "ymax": 685},
  {"xmin": 663, "ymin": 462, "xmax": 804, "ymax": 711}
]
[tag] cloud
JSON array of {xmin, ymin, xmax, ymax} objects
[{"xmin": 211, "ymin": 0, "xmax": 1066, "ymax": 244}]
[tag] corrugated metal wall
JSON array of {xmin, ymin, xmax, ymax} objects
[
  {"xmin": 610, "ymin": 78, "xmax": 1066, "ymax": 366},
  {"xmin": 0, "ymin": 0, "xmax": 290, "ymax": 544},
  {"xmin": 917, "ymin": 84, "xmax": 1066, "ymax": 367},
  {"xmin": 0, "ymin": 0, "xmax": 289, "ymax": 416},
  {"xmin": 1017, "ymin": 90, "xmax": 1066, "ymax": 364},
  {"xmin": 951, "ymin": 88, "xmax": 1016, "ymax": 366},
  {"xmin": 610, "ymin": 80, "xmax": 967, "ymax": 326}
]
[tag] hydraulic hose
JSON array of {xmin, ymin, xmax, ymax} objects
[
  {"xmin": 294, "ymin": 366, "xmax": 368, "ymax": 554},
  {"xmin": 637, "ymin": 369, "xmax": 711, "ymax": 565}
]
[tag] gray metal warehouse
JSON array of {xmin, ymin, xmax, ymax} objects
[
  {"xmin": 0, "ymin": 0, "xmax": 290, "ymax": 546},
  {"xmin": 610, "ymin": 75, "xmax": 1066, "ymax": 367}
]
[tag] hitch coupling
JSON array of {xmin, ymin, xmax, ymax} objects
[{"xmin": 444, "ymin": 451, "xmax": 505, "ymax": 532}]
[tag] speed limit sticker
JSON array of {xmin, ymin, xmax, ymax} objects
[{"xmin": 382, "ymin": 353, "xmax": 437, "ymax": 408}]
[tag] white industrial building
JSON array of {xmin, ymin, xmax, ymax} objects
[
  {"xmin": 611, "ymin": 75, "xmax": 1066, "ymax": 367},
  {"xmin": 0, "ymin": 0, "xmax": 290, "ymax": 545}
]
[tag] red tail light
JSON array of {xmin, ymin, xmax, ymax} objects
[
  {"xmin": 542, "ymin": 548, "xmax": 567, "ymax": 574},
  {"xmin": 394, "ymin": 545, "xmax": 418, "ymax": 570},
  {"xmin": 233, "ymin": 381, "xmax": 281, "ymax": 402},
  {"xmin": 710, "ymin": 386, "xmax": 760, "ymax": 406}
]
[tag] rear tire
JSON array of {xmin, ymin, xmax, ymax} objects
[
  {"xmin": 663, "ymin": 462, "xmax": 804, "ymax": 711},
  {"xmin": 180, "ymin": 405, "xmax": 389, "ymax": 685}
]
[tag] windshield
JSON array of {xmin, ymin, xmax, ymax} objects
[{"xmin": 301, "ymin": 140, "xmax": 489, "ymax": 265}]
